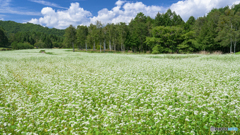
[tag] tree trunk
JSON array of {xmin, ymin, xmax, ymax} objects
[
  {"xmin": 94, "ymin": 41, "xmax": 95, "ymax": 51},
  {"xmin": 72, "ymin": 42, "xmax": 75, "ymax": 52},
  {"xmin": 113, "ymin": 40, "xmax": 116, "ymax": 51},
  {"xmin": 230, "ymin": 23, "xmax": 233, "ymax": 54},
  {"xmin": 85, "ymin": 42, "xmax": 87, "ymax": 51},
  {"xmin": 104, "ymin": 40, "xmax": 106, "ymax": 53},
  {"xmin": 230, "ymin": 37, "xmax": 232, "ymax": 54},
  {"xmin": 121, "ymin": 42, "xmax": 123, "ymax": 52},
  {"xmin": 109, "ymin": 40, "xmax": 111, "ymax": 51},
  {"xmin": 100, "ymin": 42, "xmax": 101, "ymax": 53},
  {"xmin": 234, "ymin": 35, "xmax": 236, "ymax": 54}
]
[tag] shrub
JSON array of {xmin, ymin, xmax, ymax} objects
[
  {"xmin": 39, "ymin": 50, "xmax": 46, "ymax": 53},
  {"xmin": 12, "ymin": 42, "xmax": 34, "ymax": 50},
  {"xmin": 152, "ymin": 45, "xmax": 160, "ymax": 54},
  {"xmin": 11, "ymin": 41, "xmax": 18, "ymax": 49}
]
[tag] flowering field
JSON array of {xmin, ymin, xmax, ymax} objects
[{"xmin": 0, "ymin": 49, "xmax": 239, "ymax": 134}]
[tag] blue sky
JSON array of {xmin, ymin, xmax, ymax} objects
[{"xmin": 0, "ymin": 0, "xmax": 240, "ymax": 29}]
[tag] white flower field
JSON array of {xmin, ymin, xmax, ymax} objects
[{"xmin": 0, "ymin": 49, "xmax": 239, "ymax": 134}]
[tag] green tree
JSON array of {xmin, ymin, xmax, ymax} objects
[
  {"xmin": 34, "ymin": 40, "xmax": 45, "ymax": 49},
  {"xmin": 64, "ymin": 25, "xmax": 76, "ymax": 52},
  {"xmin": 0, "ymin": 27, "xmax": 8, "ymax": 47},
  {"xmin": 216, "ymin": 9, "xmax": 240, "ymax": 53},
  {"xmin": 184, "ymin": 16, "xmax": 196, "ymax": 32},
  {"xmin": 145, "ymin": 26, "xmax": 184, "ymax": 53},
  {"xmin": 76, "ymin": 25, "xmax": 88, "ymax": 50},
  {"xmin": 154, "ymin": 12, "xmax": 164, "ymax": 27},
  {"xmin": 129, "ymin": 12, "xmax": 148, "ymax": 52},
  {"xmin": 44, "ymin": 37, "xmax": 53, "ymax": 48}
]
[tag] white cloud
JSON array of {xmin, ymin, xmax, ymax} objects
[
  {"xmin": 29, "ymin": 0, "xmax": 67, "ymax": 9},
  {"xmin": 29, "ymin": 0, "xmax": 164, "ymax": 28},
  {"xmin": 90, "ymin": 0, "xmax": 163, "ymax": 24},
  {"xmin": 170, "ymin": 0, "xmax": 240, "ymax": 21},
  {"xmin": 0, "ymin": 0, "xmax": 41, "ymax": 15},
  {"xmin": 28, "ymin": 0, "xmax": 240, "ymax": 29},
  {"xmin": 29, "ymin": 3, "xmax": 92, "ymax": 29}
]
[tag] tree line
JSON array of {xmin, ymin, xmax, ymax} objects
[
  {"xmin": 64, "ymin": 4, "xmax": 240, "ymax": 54},
  {"xmin": 0, "ymin": 29, "xmax": 64, "ymax": 49}
]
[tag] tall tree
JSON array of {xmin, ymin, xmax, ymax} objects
[
  {"xmin": 129, "ymin": 12, "xmax": 148, "ymax": 52},
  {"xmin": 116, "ymin": 22, "xmax": 128, "ymax": 51},
  {"xmin": 216, "ymin": 8, "xmax": 240, "ymax": 53},
  {"xmin": 64, "ymin": 25, "xmax": 76, "ymax": 52},
  {"xmin": 184, "ymin": 16, "xmax": 196, "ymax": 32},
  {"xmin": 0, "ymin": 27, "xmax": 8, "ymax": 47},
  {"xmin": 154, "ymin": 12, "xmax": 164, "ymax": 27},
  {"xmin": 76, "ymin": 25, "xmax": 88, "ymax": 50},
  {"xmin": 96, "ymin": 21, "xmax": 103, "ymax": 52}
]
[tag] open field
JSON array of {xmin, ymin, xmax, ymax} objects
[{"xmin": 0, "ymin": 49, "xmax": 239, "ymax": 134}]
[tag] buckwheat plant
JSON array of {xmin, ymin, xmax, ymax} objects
[{"xmin": 0, "ymin": 49, "xmax": 239, "ymax": 134}]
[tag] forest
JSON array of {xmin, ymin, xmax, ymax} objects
[{"xmin": 1, "ymin": 4, "xmax": 240, "ymax": 53}]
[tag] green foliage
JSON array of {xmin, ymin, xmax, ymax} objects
[
  {"xmin": 147, "ymin": 26, "xmax": 184, "ymax": 53},
  {"xmin": 12, "ymin": 42, "xmax": 34, "ymax": 50},
  {"xmin": 64, "ymin": 25, "xmax": 76, "ymax": 51},
  {"xmin": 96, "ymin": 45, "xmax": 103, "ymax": 50},
  {"xmin": 44, "ymin": 37, "xmax": 53, "ymax": 48},
  {"xmin": 76, "ymin": 25, "xmax": 88, "ymax": 49},
  {"xmin": 151, "ymin": 45, "xmax": 160, "ymax": 54},
  {"xmin": 0, "ymin": 27, "xmax": 8, "ymax": 47},
  {"xmin": 34, "ymin": 41, "xmax": 45, "ymax": 49},
  {"xmin": 39, "ymin": 50, "xmax": 46, "ymax": 53},
  {"xmin": 0, "ymin": 21, "xmax": 64, "ymax": 37}
]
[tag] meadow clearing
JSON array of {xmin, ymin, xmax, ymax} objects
[{"xmin": 0, "ymin": 49, "xmax": 239, "ymax": 134}]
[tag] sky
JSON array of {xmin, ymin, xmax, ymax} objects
[{"xmin": 0, "ymin": 0, "xmax": 240, "ymax": 29}]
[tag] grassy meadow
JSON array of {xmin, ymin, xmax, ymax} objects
[{"xmin": 0, "ymin": 49, "xmax": 239, "ymax": 134}]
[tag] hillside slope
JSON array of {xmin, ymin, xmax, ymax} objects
[{"xmin": 0, "ymin": 21, "xmax": 65, "ymax": 37}]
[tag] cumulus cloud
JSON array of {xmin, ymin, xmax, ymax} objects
[
  {"xmin": 29, "ymin": 3, "xmax": 92, "ymax": 29},
  {"xmin": 29, "ymin": 0, "xmax": 67, "ymax": 9},
  {"xmin": 170, "ymin": 0, "xmax": 240, "ymax": 21},
  {"xmin": 90, "ymin": 0, "xmax": 163, "ymax": 24},
  {"xmin": 29, "ymin": 0, "xmax": 163, "ymax": 28}
]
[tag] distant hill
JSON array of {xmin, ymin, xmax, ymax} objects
[{"xmin": 0, "ymin": 21, "xmax": 65, "ymax": 37}]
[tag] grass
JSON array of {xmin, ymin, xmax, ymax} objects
[
  {"xmin": 149, "ymin": 55, "xmax": 200, "ymax": 59},
  {"xmin": 0, "ymin": 49, "xmax": 239, "ymax": 134}
]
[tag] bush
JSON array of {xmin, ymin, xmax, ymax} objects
[
  {"xmin": 12, "ymin": 42, "xmax": 34, "ymax": 50},
  {"xmin": 152, "ymin": 45, "xmax": 160, "ymax": 54},
  {"xmin": 53, "ymin": 42, "xmax": 59, "ymax": 48},
  {"xmin": 11, "ymin": 42, "xmax": 18, "ymax": 49},
  {"xmin": 235, "ymin": 52, "xmax": 240, "ymax": 54},
  {"xmin": 96, "ymin": 45, "xmax": 103, "ymax": 50},
  {"xmin": 39, "ymin": 50, "xmax": 45, "ymax": 53}
]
